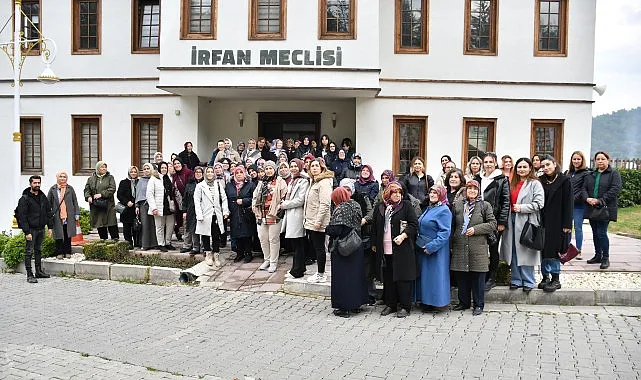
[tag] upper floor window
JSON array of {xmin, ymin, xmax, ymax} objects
[
  {"xmin": 181, "ymin": 0, "xmax": 216, "ymax": 39},
  {"xmin": 17, "ymin": 0, "xmax": 41, "ymax": 54},
  {"xmin": 395, "ymin": 0, "xmax": 429, "ymax": 54},
  {"xmin": 249, "ymin": 0, "xmax": 286, "ymax": 40},
  {"xmin": 531, "ymin": 119, "xmax": 564, "ymax": 165},
  {"xmin": 132, "ymin": 0, "xmax": 160, "ymax": 53},
  {"xmin": 535, "ymin": 0, "xmax": 568, "ymax": 56},
  {"xmin": 73, "ymin": 0, "xmax": 101, "ymax": 54},
  {"xmin": 319, "ymin": 0, "xmax": 356, "ymax": 40},
  {"xmin": 464, "ymin": 0, "xmax": 498, "ymax": 55},
  {"xmin": 21, "ymin": 118, "xmax": 42, "ymax": 174}
]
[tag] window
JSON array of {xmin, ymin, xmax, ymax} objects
[
  {"xmin": 72, "ymin": 0, "xmax": 101, "ymax": 54},
  {"xmin": 464, "ymin": 0, "xmax": 498, "ymax": 55},
  {"xmin": 72, "ymin": 116, "xmax": 102, "ymax": 175},
  {"xmin": 21, "ymin": 118, "xmax": 42, "ymax": 174},
  {"xmin": 15, "ymin": 0, "xmax": 40, "ymax": 54},
  {"xmin": 249, "ymin": 0, "xmax": 286, "ymax": 40},
  {"xmin": 462, "ymin": 118, "xmax": 496, "ymax": 166},
  {"xmin": 319, "ymin": 0, "xmax": 356, "ymax": 40},
  {"xmin": 395, "ymin": 0, "xmax": 428, "ymax": 53},
  {"xmin": 132, "ymin": 116, "xmax": 163, "ymax": 168},
  {"xmin": 132, "ymin": 0, "xmax": 160, "ymax": 53},
  {"xmin": 535, "ymin": 0, "xmax": 568, "ymax": 56},
  {"xmin": 531, "ymin": 119, "xmax": 564, "ymax": 165},
  {"xmin": 393, "ymin": 116, "xmax": 427, "ymax": 175},
  {"xmin": 181, "ymin": 0, "xmax": 216, "ymax": 39}
]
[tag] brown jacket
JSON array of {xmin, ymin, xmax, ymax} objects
[{"xmin": 303, "ymin": 170, "xmax": 334, "ymax": 232}]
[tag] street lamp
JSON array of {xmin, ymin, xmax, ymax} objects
[{"xmin": 0, "ymin": 0, "xmax": 58, "ymax": 229}]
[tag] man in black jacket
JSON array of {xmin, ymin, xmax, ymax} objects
[{"xmin": 16, "ymin": 175, "xmax": 53, "ymax": 283}]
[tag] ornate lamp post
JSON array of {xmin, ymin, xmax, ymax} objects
[{"xmin": 0, "ymin": 0, "xmax": 58, "ymax": 229}]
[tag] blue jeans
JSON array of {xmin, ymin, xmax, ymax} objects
[
  {"xmin": 510, "ymin": 213, "xmax": 535, "ymax": 287},
  {"xmin": 541, "ymin": 258, "xmax": 561, "ymax": 276},
  {"xmin": 572, "ymin": 204, "xmax": 585, "ymax": 250},
  {"xmin": 590, "ymin": 219, "xmax": 610, "ymax": 259}
]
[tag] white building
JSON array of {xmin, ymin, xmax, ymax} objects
[{"xmin": 0, "ymin": 0, "xmax": 597, "ymax": 229}]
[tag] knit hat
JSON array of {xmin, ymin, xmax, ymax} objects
[{"xmin": 263, "ymin": 160, "xmax": 278, "ymax": 172}]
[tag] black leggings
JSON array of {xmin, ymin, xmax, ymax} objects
[
  {"xmin": 202, "ymin": 221, "xmax": 221, "ymax": 252},
  {"xmin": 97, "ymin": 225, "xmax": 119, "ymax": 240},
  {"xmin": 307, "ymin": 230, "xmax": 326, "ymax": 273},
  {"xmin": 236, "ymin": 236, "xmax": 252, "ymax": 254},
  {"xmin": 55, "ymin": 225, "xmax": 72, "ymax": 254},
  {"xmin": 289, "ymin": 237, "xmax": 306, "ymax": 277}
]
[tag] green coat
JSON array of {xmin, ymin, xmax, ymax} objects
[
  {"xmin": 84, "ymin": 172, "xmax": 118, "ymax": 228},
  {"xmin": 450, "ymin": 200, "xmax": 497, "ymax": 272}
]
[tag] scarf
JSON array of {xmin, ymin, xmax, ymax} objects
[
  {"xmin": 593, "ymin": 171, "xmax": 601, "ymax": 198},
  {"xmin": 380, "ymin": 182, "xmax": 403, "ymax": 227},
  {"xmin": 136, "ymin": 176, "xmax": 151, "ymax": 203},
  {"xmin": 462, "ymin": 180, "xmax": 482, "ymax": 234},
  {"xmin": 428, "ymin": 184, "xmax": 448, "ymax": 208},
  {"xmin": 95, "ymin": 161, "xmax": 106, "ymax": 178},
  {"xmin": 56, "ymin": 171, "xmax": 68, "ymax": 222},
  {"xmin": 233, "ymin": 166, "xmax": 246, "ymax": 193},
  {"xmin": 358, "ymin": 164, "xmax": 375, "ymax": 185}
]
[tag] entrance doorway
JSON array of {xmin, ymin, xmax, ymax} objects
[{"xmin": 257, "ymin": 112, "xmax": 321, "ymax": 143}]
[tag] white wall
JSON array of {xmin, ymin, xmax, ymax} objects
[{"xmin": 356, "ymin": 98, "xmax": 593, "ymax": 178}]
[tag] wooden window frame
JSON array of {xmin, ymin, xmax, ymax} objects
[
  {"xmin": 461, "ymin": 117, "xmax": 496, "ymax": 166},
  {"xmin": 249, "ymin": 0, "xmax": 286, "ymax": 40},
  {"xmin": 463, "ymin": 0, "xmax": 498, "ymax": 56},
  {"xmin": 534, "ymin": 0, "xmax": 568, "ymax": 57},
  {"xmin": 132, "ymin": 0, "xmax": 161, "ymax": 54},
  {"xmin": 72, "ymin": 115, "xmax": 102, "ymax": 176},
  {"xmin": 72, "ymin": 0, "xmax": 101, "ymax": 54},
  {"xmin": 318, "ymin": 0, "xmax": 356, "ymax": 40},
  {"xmin": 131, "ymin": 115, "xmax": 163, "ymax": 168},
  {"xmin": 392, "ymin": 115, "xmax": 427, "ymax": 175},
  {"xmin": 180, "ymin": 0, "xmax": 217, "ymax": 40},
  {"xmin": 530, "ymin": 119, "xmax": 564, "ymax": 166},
  {"xmin": 20, "ymin": 117, "xmax": 43, "ymax": 175},
  {"xmin": 12, "ymin": 0, "xmax": 41, "ymax": 56},
  {"xmin": 394, "ymin": 0, "xmax": 429, "ymax": 54}
]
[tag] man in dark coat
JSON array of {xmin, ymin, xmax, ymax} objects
[{"xmin": 16, "ymin": 175, "xmax": 54, "ymax": 283}]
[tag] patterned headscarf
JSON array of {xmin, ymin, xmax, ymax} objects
[
  {"xmin": 383, "ymin": 182, "xmax": 403, "ymax": 207},
  {"xmin": 381, "ymin": 170, "xmax": 396, "ymax": 186},
  {"xmin": 429, "ymin": 184, "xmax": 448, "ymax": 206},
  {"xmin": 462, "ymin": 180, "xmax": 482, "ymax": 235},
  {"xmin": 95, "ymin": 161, "xmax": 107, "ymax": 177},
  {"xmin": 331, "ymin": 187, "xmax": 351, "ymax": 207},
  {"xmin": 358, "ymin": 165, "xmax": 375, "ymax": 185}
]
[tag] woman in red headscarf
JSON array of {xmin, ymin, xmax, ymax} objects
[
  {"xmin": 415, "ymin": 184, "xmax": 452, "ymax": 313},
  {"xmin": 371, "ymin": 182, "xmax": 418, "ymax": 318},
  {"xmin": 326, "ymin": 187, "xmax": 368, "ymax": 318}
]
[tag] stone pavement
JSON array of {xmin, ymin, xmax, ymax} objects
[
  {"xmin": 563, "ymin": 224, "xmax": 641, "ymax": 272},
  {"xmin": 1, "ymin": 274, "xmax": 640, "ymax": 379}
]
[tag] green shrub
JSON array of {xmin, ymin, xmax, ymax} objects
[
  {"xmin": 83, "ymin": 241, "xmax": 130, "ymax": 262},
  {"xmin": 79, "ymin": 208, "xmax": 92, "ymax": 235},
  {"xmin": 617, "ymin": 169, "xmax": 641, "ymax": 208},
  {"xmin": 2, "ymin": 233, "xmax": 25, "ymax": 269},
  {"xmin": 0, "ymin": 232, "xmax": 10, "ymax": 257},
  {"xmin": 42, "ymin": 230, "xmax": 56, "ymax": 258},
  {"xmin": 496, "ymin": 260, "xmax": 511, "ymax": 286}
]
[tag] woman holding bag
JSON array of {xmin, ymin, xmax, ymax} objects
[
  {"xmin": 47, "ymin": 171, "xmax": 80, "ymax": 258},
  {"xmin": 84, "ymin": 161, "xmax": 119, "ymax": 241},
  {"xmin": 499, "ymin": 158, "xmax": 544, "ymax": 292}
]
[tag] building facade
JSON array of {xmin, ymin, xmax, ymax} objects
[{"xmin": 0, "ymin": 0, "xmax": 596, "ymax": 229}]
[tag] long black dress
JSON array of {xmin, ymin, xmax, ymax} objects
[{"xmin": 326, "ymin": 199, "xmax": 368, "ymax": 311}]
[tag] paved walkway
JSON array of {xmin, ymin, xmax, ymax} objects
[{"xmin": 1, "ymin": 274, "xmax": 640, "ymax": 379}]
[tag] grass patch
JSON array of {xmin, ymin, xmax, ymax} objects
[
  {"xmin": 609, "ymin": 206, "xmax": 641, "ymax": 238},
  {"xmin": 146, "ymin": 367, "xmax": 158, "ymax": 372}
]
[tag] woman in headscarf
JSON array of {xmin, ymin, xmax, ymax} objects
[
  {"xmin": 181, "ymin": 166, "xmax": 204, "ymax": 254},
  {"xmin": 279, "ymin": 158, "xmax": 311, "ymax": 278},
  {"xmin": 213, "ymin": 161, "xmax": 230, "ymax": 247},
  {"xmin": 84, "ymin": 161, "xmax": 119, "ymax": 240},
  {"xmin": 326, "ymin": 187, "xmax": 368, "ymax": 318},
  {"xmin": 195, "ymin": 166, "xmax": 230, "ymax": 267},
  {"xmin": 172, "ymin": 158, "xmax": 193, "ymax": 244},
  {"xmin": 415, "ymin": 184, "xmax": 452, "ymax": 312},
  {"xmin": 153, "ymin": 152, "xmax": 164, "ymax": 170},
  {"xmin": 340, "ymin": 152, "xmax": 363, "ymax": 182},
  {"xmin": 136, "ymin": 163, "xmax": 158, "ymax": 250},
  {"xmin": 296, "ymin": 135, "xmax": 313, "ymax": 159},
  {"xmin": 451, "ymin": 180, "xmax": 497, "ymax": 316},
  {"xmin": 226, "ymin": 166, "xmax": 257, "ymax": 263},
  {"xmin": 146, "ymin": 161, "xmax": 174, "ymax": 252},
  {"xmin": 354, "ymin": 165, "xmax": 379, "ymax": 205},
  {"xmin": 324, "ymin": 141, "xmax": 338, "ymax": 170},
  {"xmin": 117, "ymin": 166, "xmax": 140, "ymax": 249},
  {"xmin": 178, "ymin": 142, "xmax": 201, "ymax": 170},
  {"xmin": 47, "ymin": 171, "xmax": 80, "ymax": 258},
  {"xmin": 252, "ymin": 160, "xmax": 288, "ymax": 273},
  {"xmin": 371, "ymin": 182, "xmax": 418, "ymax": 318},
  {"xmin": 278, "ymin": 161, "xmax": 292, "ymax": 185}
]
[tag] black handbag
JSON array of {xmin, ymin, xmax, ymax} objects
[
  {"xmin": 520, "ymin": 213, "xmax": 545, "ymax": 250},
  {"xmin": 335, "ymin": 229, "xmax": 362, "ymax": 257},
  {"xmin": 589, "ymin": 205, "xmax": 609, "ymax": 221},
  {"xmin": 93, "ymin": 197, "xmax": 108, "ymax": 209},
  {"xmin": 133, "ymin": 215, "xmax": 142, "ymax": 232}
]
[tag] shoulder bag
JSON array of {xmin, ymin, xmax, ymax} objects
[
  {"xmin": 336, "ymin": 229, "xmax": 362, "ymax": 257},
  {"xmin": 520, "ymin": 212, "xmax": 545, "ymax": 250},
  {"xmin": 588, "ymin": 171, "xmax": 612, "ymax": 221},
  {"xmin": 481, "ymin": 202, "xmax": 498, "ymax": 246},
  {"xmin": 115, "ymin": 202, "xmax": 127, "ymax": 213}
]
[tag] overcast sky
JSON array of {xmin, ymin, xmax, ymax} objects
[{"xmin": 593, "ymin": 0, "xmax": 641, "ymax": 116}]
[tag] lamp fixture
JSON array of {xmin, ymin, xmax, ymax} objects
[
  {"xmin": 331, "ymin": 112, "xmax": 337, "ymax": 128},
  {"xmin": 593, "ymin": 84, "xmax": 607, "ymax": 97},
  {"xmin": 239, "ymin": 112, "xmax": 244, "ymax": 127}
]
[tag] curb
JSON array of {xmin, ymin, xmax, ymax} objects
[{"xmin": 282, "ymin": 278, "xmax": 641, "ymax": 307}]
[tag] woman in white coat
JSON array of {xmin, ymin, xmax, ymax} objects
[
  {"xmin": 279, "ymin": 158, "xmax": 310, "ymax": 278},
  {"xmin": 194, "ymin": 166, "xmax": 230, "ymax": 267},
  {"xmin": 499, "ymin": 157, "xmax": 544, "ymax": 292},
  {"xmin": 145, "ymin": 164, "xmax": 170, "ymax": 252}
]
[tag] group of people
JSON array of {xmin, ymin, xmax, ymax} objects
[{"xmin": 15, "ymin": 132, "xmax": 623, "ymax": 322}]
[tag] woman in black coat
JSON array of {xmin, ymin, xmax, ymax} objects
[
  {"xmin": 181, "ymin": 166, "xmax": 203, "ymax": 254},
  {"xmin": 581, "ymin": 151, "xmax": 623, "ymax": 270},
  {"xmin": 117, "ymin": 166, "xmax": 139, "ymax": 248},
  {"xmin": 539, "ymin": 155, "xmax": 573, "ymax": 292},
  {"xmin": 371, "ymin": 182, "xmax": 418, "ymax": 318},
  {"xmin": 226, "ymin": 166, "xmax": 257, "ymax": 263},
  {"xmin": 564, "ymin": 151, "xmax": 591, "ymax": 259},
  {"xmin": 177, "ymin": 141, "xmax": 201, "ymax": 170}
]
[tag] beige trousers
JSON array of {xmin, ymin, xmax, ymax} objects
[{"xmin": 257, "ymin": 221, "xmax": 281, "ymax": 264}]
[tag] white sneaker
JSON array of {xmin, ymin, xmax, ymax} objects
[
  {"xmin": 307, "ymin": 272, "xmax": 327, "ymax": 283},
  {"xmin": 268, "ymin": 263, "xmax": 277, "ymax": 273},
  {"xmin": 204, "ymin": 252, "xmax": 214, "ymax": 266},
  {"xmin": 317, "ymin": 273, "xmax": 327, "ymax": 283},
  {"xmin": 284, "ymin": 273, "xmax": 294, "ymax": 279},
  {"xmin": 259, "ymin": 261, "xmax": 270, "ymax": 270}
]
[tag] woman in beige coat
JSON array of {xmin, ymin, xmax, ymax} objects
[
  {"xmin": 252, "ymin": 161, "xmax": 288, "ymax": 273},
  {"xmin": 304, "ymin": 158, "xmax": 334, "ymax": 283},
  {"xmin": 194, "ymin": 166, "xmax": 229, "ymax": 267}
]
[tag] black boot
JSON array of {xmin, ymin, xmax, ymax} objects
[
  {"xmin": 234, "ymin": 252, "xmax": 245, "ymax": 262},
  {"xmin": 243, "ymin": 252, "xmax": 253, "ymax": 263},
  {"xmin": 538, "ymin": 275, "xmax": 550, "ymax": 289},
  {"xmin": 35, "ymin": 264, "xmax": 50, "ymax": 279},
  {"xmin": 544, "ymin": 274, "xmax": 561, "ymax": 292},
  {"xmin": 600, "ymin": 258, "xmax": 610, "ymax": 269},
  {"xmin": 587, "ymin": 255, "xmax": 602, "ymax": 264},
  {"xmin": 26, "ymin": 269, "xmax": 38, "ymax": 283}
]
